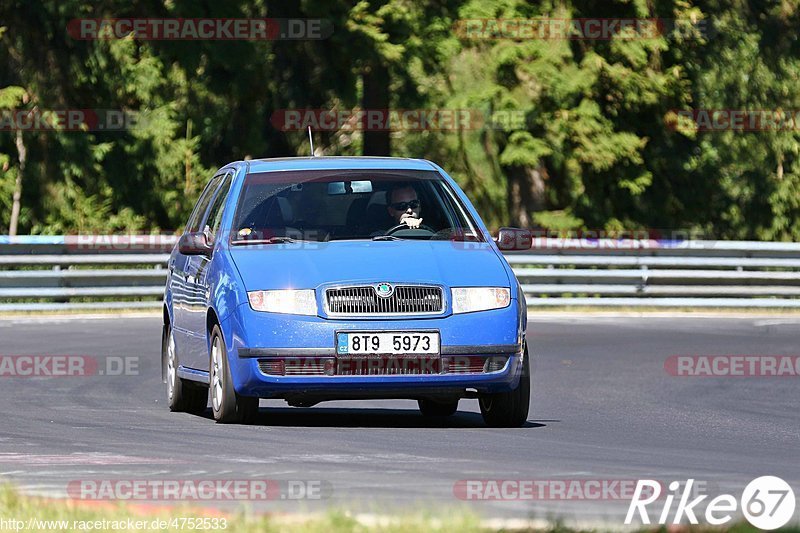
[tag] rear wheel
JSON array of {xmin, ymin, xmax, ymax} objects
[
  {"xmin": 164, "ymin": 324, "xmax": 207, "ymax": 413},
  {"xmin": 418, "ymin": 399, "xmax": 459, "ymax": 417},
  {"xmin": 479, "ymin": 345, "xmax": 531, "ymax": 427},
  {"xmin": 209, "ymin": 325, "xmax": 259, "ymax": 424}
]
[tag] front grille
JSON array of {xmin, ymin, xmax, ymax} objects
[{"xmin": 326, "ymin": 285, "xmax": 443, "ymax": 316}]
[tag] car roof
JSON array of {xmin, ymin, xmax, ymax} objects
[{"xmin": 243, "ymin": 156, "xmax": 438, "ymax": 174}]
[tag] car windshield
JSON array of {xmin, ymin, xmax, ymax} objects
[{"xmin": 230, "ymin": 169, "xmax": 482, "ymax": 243}]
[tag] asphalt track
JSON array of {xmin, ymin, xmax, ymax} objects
[{"xmin": 0, "ymin": 314, "xmax": 798, "ymax": 527}]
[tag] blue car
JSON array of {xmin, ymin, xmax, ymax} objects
[{"xmin": 162, "ymin": 157, "xmax": 531, "ymax": 426}]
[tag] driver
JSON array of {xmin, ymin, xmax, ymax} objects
[{"xmin": 386, "ymin": 184, "xmax": 423, "ymax": 229}]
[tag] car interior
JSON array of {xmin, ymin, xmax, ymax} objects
[{"xmin": 232, "ymin": 177, "xmax": 473, "ymax": 242}]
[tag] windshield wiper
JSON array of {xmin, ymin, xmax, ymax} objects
[
  {"xmin": 231, "ymin": 236, "xmax": 305, "ymax": 245},
  {"xmin": 371, "ymin": 235, "xmax": 402, "ymax": 241}
]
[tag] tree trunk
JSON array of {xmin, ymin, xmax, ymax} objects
[
  {"xmin": 9, "ymin": 130, "xmax": 26, "ymax": 236},
  {"xmin": 505, "ymin": 163, "xmax": 547, "ymax": 227},
  {"xmin": 361, "ymin": 62, "xmax": 390, "ymax": 156}
]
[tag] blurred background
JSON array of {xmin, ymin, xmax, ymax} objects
[{"xmin": 1, "ymin": 0, "xmax": 799, "ymax": 239}]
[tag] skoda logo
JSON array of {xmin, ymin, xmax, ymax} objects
[{"xmin": 375, "ymin": 282, "xmax": 394, "ymax": 298}]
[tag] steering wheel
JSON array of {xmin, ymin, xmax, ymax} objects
[{"xmin": 385, "ymin": 223, "xmax": 436, "ymax": 236}]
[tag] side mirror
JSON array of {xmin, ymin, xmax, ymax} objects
[
  {"xmin": 178, "ymin": 231, "xmax": 213, "ymax": 256},
  {"xmin": 495, "ymin": 227, "xmax": 532, "ymax": 251}
]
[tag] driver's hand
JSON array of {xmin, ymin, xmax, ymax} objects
[{"xmin": 401, "ymin": 214, "xmax": 423, "ymax": 229}]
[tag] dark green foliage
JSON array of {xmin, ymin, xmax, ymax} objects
[{"xmin": 1, "ymin": 0, "xmax": 798, "ymax": 238}]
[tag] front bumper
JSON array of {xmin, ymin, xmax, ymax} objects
[{"xmin": 222, "ymin": 301, "xmax": 525, "ymax": 399}]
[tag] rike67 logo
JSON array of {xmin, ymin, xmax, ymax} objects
[{"xmin": 626, "ymin": 476, "xmax": 796, "ymax": 530}]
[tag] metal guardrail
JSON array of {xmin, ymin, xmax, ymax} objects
[
  {"xmin": 0, "ymin": 236, "xmax": 172, "ymax": 311},
  {"xmin": 507, "ymin": 238, "xmax": 800, "ymax": 307},
  {"xmin": 1, "ymin": 236, "xmax": 800, "ymax": 310}
]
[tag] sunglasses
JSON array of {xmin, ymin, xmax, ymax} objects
[{"xmin": 389, "ymin": 199, "xmax": 420, "ymax": 211}]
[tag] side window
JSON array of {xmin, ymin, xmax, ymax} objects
[
  {"xmin": 205, "ymin": 172, "xmax": 234, "ymax": 240},
  {"xmin": 186, "ymin": 174, "xmax": 223, "ymax": 233}
]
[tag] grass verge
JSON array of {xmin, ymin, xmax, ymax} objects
[
  {"xmin": 2, "ymin": 485, "xmax": 799, "ymax": 532},
  {"xmin": 0, "ymin": 484, "xmax": 481, "ymax": 533}
]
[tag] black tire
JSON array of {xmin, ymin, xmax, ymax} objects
[
  {"xmin": 164, "ymin": 323, "xmax": 208, "ymax": 413},
  {"xmin": 479, "ymin": 345, "xmax": 531, "ymax": 427},
  {"xmin": 418, "ymin": 399, "xmax": 459, "ymax": 417},
  {"xmin": 209, "ymin": 325, "xmax": 259, "ymax": 424}
]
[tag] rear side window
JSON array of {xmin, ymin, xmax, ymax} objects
[{"xmin": 186, "ymin": 174, "xmax": 223, "ymax": 233}]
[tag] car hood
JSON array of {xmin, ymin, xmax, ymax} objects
[{"xmin": 229, "ymin": 240, "xmax": 510, "ymax": 291}]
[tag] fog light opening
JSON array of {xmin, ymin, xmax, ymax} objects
[
  {"xmin": 483, "ymin": 356, "xmax": 508, "ymax": 373},
  {"xmin": 258, "ymin": 359, "xmax": 286, "ymax": 376}
]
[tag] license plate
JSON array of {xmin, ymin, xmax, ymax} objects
[{"xmin": 336, "ymin": 332, "xmax": 440, "ymax": 355}]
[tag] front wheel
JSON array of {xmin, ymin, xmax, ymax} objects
[
  {"xmin": 209, "ymin": 325, "xmax": 259, "ymax": 424},
  {"xmin": 478, "ymin": 346, "xmax": 531, "ymax": 427},
  {"xmin": 164, "ymin": 323, "xmax": 208, "ymax": 413}
]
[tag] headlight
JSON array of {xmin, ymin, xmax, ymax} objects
[
  {"xmin": 451, "ymin": 287, "xmax": 511, "ymax": 314},
  {"xmin": 247, "ymin": 289, "xmax": 317, "ymax": 315}
]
